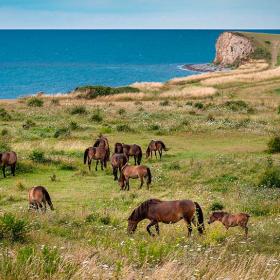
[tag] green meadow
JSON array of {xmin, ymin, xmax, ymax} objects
[{"xmin": 0, "ymin": 62, "xmax": 280, "ymax": 279}]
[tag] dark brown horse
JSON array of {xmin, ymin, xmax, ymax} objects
[
  {"xmin": 208, "ymin": 211, "xmax": 250, "ymax": 238},
  {"xmin": 122, "ymin": 144, "xmax": 142, "ymax": 165},
  {"xmin": 128, "ymin": 199, "xmax": 204, "ymax": 236},
  {"xmin": 111, "ymin": 153, "xmax": 128, "ymax": 180},
  {"xmin": 118, "ymin": 164, "xmax": 151, "ymax": 190},
  {"xmin": 28, "ymin": 186, "xmax": 54, "ymax": 212},
  {"xmin": 93, "ymin": 135, "xmax": 110, "ymax": 163},
  {"xmin": 0, "ymin": 151, "xmax": 17, "ymax": 178},
  {"xmin": 114, "ymin": 142, "xmax": 123, "ymax": 153},
  {"xmin": 84, "ymin": 147, "xmax": 107, "ymax": 171},
  {"xmin": 146, "ymin": 140, "xmax": 168, "ymax": 159}
]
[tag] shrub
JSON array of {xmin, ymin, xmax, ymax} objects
[
  {"xmin": 0, "ymin": 213, "xmax": 28, "ymax": 242},
  {"xmin": 85, "ymin": 213, "xmax": 98, "ymax": 223},
  {"xmin": 69, "ymin": 106, "xmax": 87, "ymax": 115},
  {"xmin": 224, "ymin": 100, "xmax": 248, "ymax": 111},
  {"xmin": 42, "ymin": 246, "xmax": 60, "ymax": 274},
  {"xmin": 168, "ymin": 162, "xmax": 181, "ymax": 170},
  {"xmin": 90, "ymin": 110, "xmax": 103, "ymax": 122},
  {"xmin": 0, "ymin": 142, "xmax": 11, "ymax": 152},
  {"xmin": 29, "ymin": 149, "xmax": 46, "ymax": 163},
  {"xmin": 116, "ymin": 124, "xmax": 132, "ymax": 132},
  {"xmin": 118, "ymin": 108, "xmax": 126, "ymax": 115},
  {"xmin": 186, "ymin": 101, "xmax": 193, "ymax": 106},
  {"xmin": 159, "ymin": 100, "xmax": 169, "ymax": 106},
  {"xmin": 99, "ymin": 215, "xmax": 111, "ymax": 225},
  {"xmin": 27, "ymin": 97, "xmax": 44, "ymax": 107},
  {"xmin": 258, "ymin": 166, "xmax": 280, "ymax": 188},
  {"xmin": 149, "ymin": 124, "xmax": 160, "ymax": 131},
  {"xmin": 54, "ymin": 127, "xmax": 70, "ymax": 138},
  {"xmin": 210, "ymin": 202, "xmax": 224, "ymax": 211},
  {"xmin": 251, "ymin": 47, "xmax": 271, "ymax": 61},
  {"xmin": 0, "ymin": 108, "xmax": 12, "ymax": 121},
  {"xmin": 22, "ymin": 119, "xmax": 36, "ymax": 129},
  {"xmin": 69, "ymin": 121, "xmax": 79, "ymax": 130},
  {"xmin": 267, "ymin": 136, "xmax": 280, "ymax": 153},
  {"xmin": 1, "ymin": 128, "xmax": 9, "ymax": 136},
  {"xmin": 194, "ymin": 102, "xmax": 204, "ymax": 109},
  {"xmin": 50, "ymin": 99, "xmax": 59, "ymax": 105},
  {"xmin": 76, "ymin": 85, "xmax": 139, "ymax": 99}
]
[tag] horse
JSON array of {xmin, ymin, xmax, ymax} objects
[
  {"xmin": 93, "ymin": 135, "xmax": 110, "ymax": 163},
  {"xmin": 28, "ymin": 186, "xmax": 54, "ymax": 212},
  {"xmin": 122, "ymin": 144, "xmax": 142, "ymax": 165},
  {"xmin": 118, "ymin": 164, "xmax": 151, "ymax": 190},
  {"xmin": 208, "ymin": 211, "xmax": 250, "ymax": 238},
  {"xmin": 0, "ymin": 151, "xmax": 17, "ymax": 178},
  {"xmin": 114, "ymin": 142, "xmax": 123, "ymax": 153},
  {"xmin": 146, "ymin": 140, "xmax": 168, "ymax": 159},
  {"xmin": 111, "ymin": 153, "xmax": 128, "ymax": 180},
  {"xmin": 84, "ymin": 147, "xmax": 107, "ymax": 171},
  {"xmin": 127, "ymin": 199, "xmax": 204, "ymax": 237}
]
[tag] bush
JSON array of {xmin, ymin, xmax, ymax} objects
[
  {"xmin": 50, "ymin": 99, "xmax": 59, "ymax": 105},
  {"xmin": 29, "ymin": 149, "xmax": 46, "ymax": 163},
  {"xmin": 1, "ymin": 128, "xmax": 9, "ymax": 136},
  {"xmin": 224, "ymin": 100, "xmax": 248, "ymax": 111},
  {"xmin": 267, "ymin": 136, "xmax": 280, "ymax": 153},
  {"xmin": 90, "ymin": 110, "xmax": 103, "ymax": 122},
  {"xmin": 210, "ymin": 202, "xmax": 224, "ymax": 211},
  {"xmin": 168, "ymin": 162, "xmax": 181, "ymax": 170},
  {"xmin": 54, "ymin": 127, "xmax": 70, "ymax": 138},
  {"xmin": 116, "ymin": 124, "xmax": 133, "ymax": 132},
  {"xmin": 76, "ymin": 85, "xmax": 139, "ymax": 99},
  {"xmin": 149, "ymin": 124, "xmax": 160, "ymax": 131},
  {"xmin": 118, "ymin": 108, "xmax": 126, "ymax": 115},
  {"xmin": 251, "ymin": 47, "xmax": 271, "ymax": 61},
  {"xmin": 22, "ymin": 119, "xmax": 36, "ymax": 129},
  {"xmin": 0, "ymin": 108, "xmax": 12, "ymax": 121},
  {"xmin": 0, "ymin": 142, "xmax": 11, "ymax": 152},
  {"xmin": 69, "ymin": 106, "xmax": 87, "ymax": 115},
  {"xmin": 27, "ymin": 97, "xmax": 44, "ymax": 107},
  {"xmin": 258, "ymin": 166, "xmax": 280, "ymax": 188},
  {"xmin": 69, "ymin": 121, "xmax": 79, "ymax": 130},
  {"xmin": 42, "ymin": 246, "xmax": 60, "ymax": 274},
  {"xmin": 194, "ymin": 102, "xmax": 204, "ymax": 109},
  {"xmin": 159, "ymin": 100, "xmax": 169, "ymax": 106},
  {"xmin": 0, "ymin": 213, "xmax": 28, "ymax": 242}
]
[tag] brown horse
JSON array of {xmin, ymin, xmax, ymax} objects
[
  {"xmin": 122, "ymin": 144, "xmax": 142, "ymax": 165},
  {"xmin": 28, "ymin": 186, "xmax": 54, "ymax": 212},
  {"xmin": 93, "ymin": 135, "xmax": 110, "ymax": 163},
  {"xmin": 0, "ymin": 151, "xmax": 17, "ymax": 178},
  {"xmin": 146, "ymin": 140, "xmax": 168, "ymax": 159},
  {"xmin": 114, "ymin": 142, "xmax": 123, "ymax": 153},
  {"xmin": 84, "ymin": 147, "xmax": 107, "ymax": 171},
  {"xmin": 128, "ymin": 199, "xmax": 204, "ymax": 236},
  {"xmin": 118, "ymin": 164, "xmax": 151, "ymax": 190},
  {"xmin": 208, "ymin": 211, "xmax": 250, "ymax": 238},
  {"xmin": 111, "ymin": 153, "xmax": 128, "ymax": 180}
]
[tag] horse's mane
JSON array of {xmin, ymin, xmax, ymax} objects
[
  {"xmin": 129, "ymin": 199, "xmax": 162, "ymax": 221},
  {"xmin": 93, "ymin": 139, "xmax": 100, "ymax": 147}
]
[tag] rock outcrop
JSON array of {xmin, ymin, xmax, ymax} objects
[{"xmin": 214, "ymin": 32, "xmax": 255, "ymax": 66}]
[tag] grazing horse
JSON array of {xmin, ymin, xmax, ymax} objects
[
  {"xmin": 111, "ymin": 153, "xmax": 128, "ymax": 180},
  {"xmin": 118, "ymin": 164, "xmax": 151, "ymax": 190},
  {"xmin": 28, "ymin": 186, "xmax": 54, "ymax": 212},
  {"xmin": 84, "ymin": 147, "xmax": 107, "ymax": 171},
  {"xmin": 122, "ymin": 144, "xmax": 142, "ymax": 165},
  {"xmin": 146, "ymin": 140, "xmax": 168, "ymax": 160},
  {"xmin": 114, "ymin": 142, "xmax": 123, "ymax": 153},
  {"xmin": 0, "ymin": 151, "xmax": 17, "ymax": 178},
  {"xmin": 208, "ymin": 211, "xmax": 250, "ymax": 238},
  {"xmin": 128, "ymin": 199, "xmax": 204, "ymax": 236},
  {"xmin": 93, "ymin": 135, "xmax": 110, "ymax": 163}
]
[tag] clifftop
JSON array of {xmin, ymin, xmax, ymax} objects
[{"xmin": 214, "ymin": 31, "xmax": 280, "ymax": 67}]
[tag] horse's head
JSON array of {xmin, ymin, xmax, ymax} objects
[
  {"xmin": 127, "ymin": 219, "xmax": 138, "ymax": 234},
  {"xmin": 208, "ymin": 212, "xmax": 225, "ymax": 224}
]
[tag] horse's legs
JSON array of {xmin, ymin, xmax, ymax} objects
[
  {"xmin": 159, "ymin": 149, "xmax": 162, "ymax": 159},
  {"xmin": 101, "ymin": 160, "xmax": 104, "ymax": 171},
  {"xmin": 11, "ymin": 164, "xmax": 16, "ymax": 176},
  {"xmin": 139, "ymin": 175, "xmax": 144, "ymax": 189},
  {"xmin": 146, "ymin": 220, "xmax": 157, "ymax": 237},
  {"xmin": 134, "ymin": 155, "xmax": 137, "ymax": 165},
  {"xmin": 126, "ymin": 179, "xmax": 130, "ymax": 191},
  {"xmin": 113, "ymin": 167, "xmax": 117, "ymax": 180},
  {"xmin": 154, "ymin": 151, "xmax": 157, "ymax": 159},
  {"xmin": 95, "ymin": 160, "xmax": 99, "ymax": 171},
  {"xmin": 155, "ymin": 223, "xmax": 160, "ymax": 235},
  {"xmin": 2, "ymin": 165, "xmax": 6, "ymax": 178},
  {"xmin": 183, "ymin": 216, "xmax": 192, "ymax": 237},
  {"xmin": 42, "ymin": 201, "xmax": 47, "ymax": 213},
  {"xmin": 244, "ymin": 226, "xmax": 248, "ymax": 238},
  {"xmin": 88, "ymin": 160, "xmax": 91, "ymax": 171}
]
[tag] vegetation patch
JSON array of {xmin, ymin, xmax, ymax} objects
[
  {"xmin": 258, "ymin": 166, "xmax": 280, "ymax": 188},
  {"xmin": 27, "ymin": 97, "xmax": 44, "ymax": 107},
  {"xmin": 267, "ymin": 135, "xmax": 280, "ymax": 153},
  {"xmin": 69, "ymin": 105, "xmax": 87, "ymax": 115},
  {"xmin": 223, "ymin": 100, "xmax": 248, "ymax": 112},
  {"xmin": 0, "ymin": 108, "xmax": 12, "ymax": 121}
]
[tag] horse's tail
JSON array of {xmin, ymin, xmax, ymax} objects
[
  {"xmin": 84, "ymin": 148, "xmax": 89, "ymax": 164},
  {"xmin": 194, "ymin": 202, "xmax": 204, "ymax": 234},
  {"xmin": 159, "ymin": 141, "xmax": 168, "ymax": 151},
  {"xmin": 137, "ymin": 148, "xmax": 142, "ymax": 165},
  {"xmin": 146, "ymin": 167, "xmax": 152, "ymax": 185},
  {"xmin": 44, "ymin": 189, "xmax": 54, "ymax": 210}
]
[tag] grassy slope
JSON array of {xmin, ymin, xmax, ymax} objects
[{"xmin": 1, "ymin": 63, "xmax": 280, "ymax": 279}]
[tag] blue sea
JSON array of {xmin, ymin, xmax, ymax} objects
[{"xmin": 0, "ymin": 30, "xmax": 280, "ymax": 99}]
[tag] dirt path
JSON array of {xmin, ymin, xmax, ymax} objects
[{"xmin": 271, "ymin": 40, "xmax": 280, "ymax": 67}]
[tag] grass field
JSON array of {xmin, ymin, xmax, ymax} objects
[{"xmin": 0, "ymin": 60, "xmax": 280, "ymax": 279}]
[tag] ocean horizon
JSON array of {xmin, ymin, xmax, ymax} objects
[{"xmin": 1, "ymin": 29, "xmax": 280, "ymax": 99}]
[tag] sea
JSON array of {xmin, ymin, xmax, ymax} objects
[{"xmin": 0, "ymin": 29, "xmax": 280, "ymax": 99}]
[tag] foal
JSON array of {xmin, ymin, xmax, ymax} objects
[
  {"xmin": 208, "ymin": 211, "xmax": 250, "ymax": 238},
  {"xmin": 0, "ymin": 151, "xmax": 17, "ymax": 178},
  {"xmin": 28, "ymin": 186, "xmax": 54, "ymax": 212}
]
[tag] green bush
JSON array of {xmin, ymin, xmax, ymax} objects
[
  {"xmin": 194, "ymin": 102, "xmax": 204, "ymax": 109},
  {"xmin": 118, "ymin": 108, "xmax": 126, "ymax": 115},
  {"xmin": 27, "ymin": 97, "xmax": 44, "ymax": 107},
  {"xmin": 22, "ymin": 119, "xmax": 36, "ymax": 129},
  {"xmin": 69, "ymin": 121, "xmax": 79, "ymax": 130},
  {"xmin": 210, "ymin": 202, "xmax": 224, "ymax": 211},
  {"xmin": 224, "ymin": 100, "xmax": 248, "ymax": 111},
  {"xmin": 42, "ymin": 246, "xmax": 60, "ymax": 274},
  {"xmin": 116, "ymin": 124, "xmax": 133, "ymax": 132},
  {"xmin": 267, "ymin": 136, "xmax": 280, "ymax": 153},
  {"xmin": 29, "ymin": 149, "xmax": 46, "ymax": 163},
  {"xmin": 1, "ymin": 128, "xmax": 9, "ymax": 136},
  {"xmin": 90, "ymin": 110, "xmax": 103, "ymax": 122},
  {"xmin": 0, "ymin": 142, "xmax": 11, "ymax": 153},
  {"xmin": 69, "ymin": 106, "xmax": 87, "ymax": 115},
  {"xmin": 0, "ymin": 108, "xmax": 12, "ymax": 121},
  {"xmin": 258, "ymin": 166, "xmax": 280, "ymax": 188},
  {"xmin": 149, "ymin": 124, "xmax": 160, "ymax": 131},
  {"xmin": 54, "ymin": 127, "xmax": 70, "ymax": 138},
  {"xmin": 159, "ymin": 100, "xmax": 170, "ymax": 106},
  {"xmin": 76, "ymin": 85, "xmax": 139, "ymax": 99},
  {"xmin": 0, "ymin": 213, "xmax": 28, "ymax": 242},
  {"xmin": 251, "ymin": 47, "xmax": 271, "ymax": 61}
]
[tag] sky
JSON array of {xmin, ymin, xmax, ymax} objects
[{"xmin": 0, "ymin": 0, "xmax": 279, "ymax": 29}]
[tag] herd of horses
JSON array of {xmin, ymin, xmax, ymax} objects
[{"xmin": 0, "ymin": 135, "xmax": 250, "ymax": 237}]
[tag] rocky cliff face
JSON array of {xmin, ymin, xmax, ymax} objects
[{"xmin": 214, "ymin": 32, "xmax": 255, "ymax": 66}]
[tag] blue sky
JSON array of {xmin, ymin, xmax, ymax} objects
[{"xmin": 0, "ymin": 0, "xmax": 279, "ymax": 29}]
